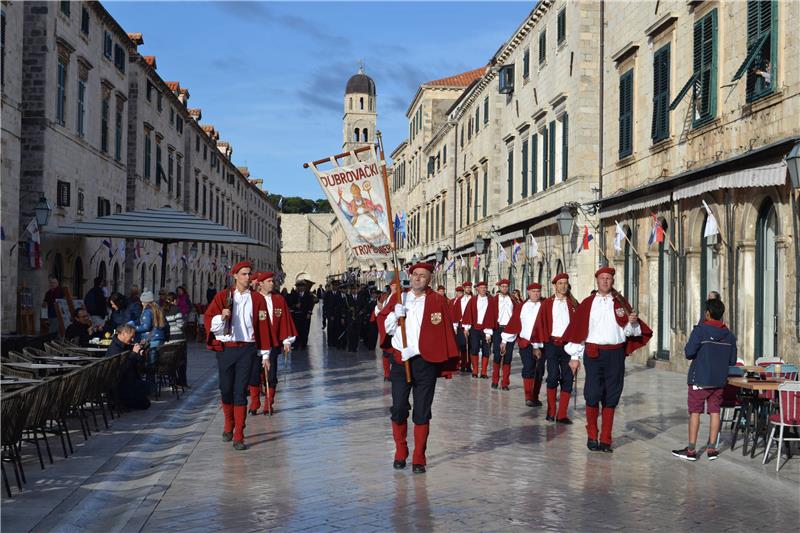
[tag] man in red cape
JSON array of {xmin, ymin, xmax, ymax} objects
[
  {"xmin": 379, "ymin": 263, "xmax": 459, "ymax": 474},
  {"xmin": 451, "ymin": 283, "xmax": 472, "ymax": 373},
  {"xmin": 516, "ymin": 283, "xmax": 545, "ymax": 407},
  {"xmin": 249, "ymin": 271, "xmax": 297, "ymax": 415},
  {"xmin": 490, "ymin": 279, "xmax": 522, "ymax": 391},
  {"xmin": 373, "ymin": 280, "xmax": 399, "ymax": 381},
  {"xmin": 205, "ymin": 262, "xmax": 273, "ymax": 450},
  {"xmin": 462, "ymin": 281, "xmax": 497, "ymax": 379},
  {"xmin": 562, "ymin": 267, "xmax": 652, "ymax": 452}
]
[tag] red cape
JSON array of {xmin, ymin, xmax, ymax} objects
[
  {"xmin": 561, "ymin": 293, "xmax": 652, "ymax": 356},
  {"xmin": 265, "ymin": 292, "xmax": 298, "ymax": 347},
  {"xmin": 532, "ymin": 296, "xmax": 579, "ymax": 344},
  {"xmin": 205, "ymin": 287, "xmax": 273, "ymax": 352},
  {"xmin": 462, "ymin": 294, "xmax": 497, "ymax": 330},
  {"xmin": 494, "ymin": 294, "xmax": 522, "ymax": 336}
]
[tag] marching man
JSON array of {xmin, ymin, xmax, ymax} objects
[
  {"xmin": 517, "ymin": 283, "xmax": 545, "ymax": 406},
  {"xmin": 250, "ymin": 272, "xmax": 297, "ymax": 415},
  {"xmin": 563, "ymin": 267, "xmax": 652, "ymax": 452},
  {"xmin": 205, "ymin": 262, "xmax": 273, "ymax": 450},
  {"xmin": 491, "ymin": 279, "xmax": 521, "ymax": 391},
  {"xmin": 381, "ymin": 263, "xmax": 459, "ymax": 474},
  {"xmin": 462, "ymin": 281, "xmax": 497, "ymax": 379},
  {"xmin": 373, "ymin": 281, "xmax": 399, "ymax": 382},
  {"xmin": 451, "ymin": 283, "xmax": 472, "ymax": 373},
  {"xmin": 532, "ymin": 273, "xmax": 578, "ymax": 423}
]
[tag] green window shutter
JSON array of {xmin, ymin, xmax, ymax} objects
[
  {"xmin": 531, "ymin": 134, "xmax": 538, "ymax": 194},
  {"xmin": 475, "ymin": 107, "xmax": 480, "ymax": 132},
  {"xmin": 542, "ymin": 128, "xmax": 549, "ymax": 190},
  {"xmin": 473, "ymin": 174, "xmax": 479, "ymax": 221},
  {"xmin": 557, "ymin": 9, "xmax": 566, "ymax": 44},
  {"xmin": 507, "ymin": 150, "xmax": 514, "ymax": 205},
  {"xmin": 561, "ymin": 113, "xmax": 569, "ymax": 181},
  {"xmin": 744, "ymin": 0, "xmax": 775, "ymax": 100},
  {"xmin": 539, "ymin": 30, "xmax": 546, "ymax": 64},
  {"xmin": 548, "ymin": 121, "xmax": 556, "ymax": 185},
  {"xmin": 693, "ymin": 9, "xmax": 717, "ymax": 125},
  {"xmin": 619, "ymin": 70, "xmax": 633, "ymax": 158},
  {"xmin": 521, "ymin": 140, "xmax": 529, "ymax": 198},
  {"xmin": 482, "ymin": 169, "xmax": 488, "ymax": 217},
  {"xmin": 652, "ymin": 44, "xmax": 670, "ymax": 141}
]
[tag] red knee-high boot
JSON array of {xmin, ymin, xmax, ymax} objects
[
  {"xmin": 391, "ymin": 421, "xmax": 408, "ymax": 461},
  {"xmin": 480, "ymin": 357, "xmax": 490, "ymax": 378},
  {"xmin": 600, "ymin": 407, "xmax": 615, "ymax": 445},
  {"xmin": 533, "ymin": 379, "xmax": 543, "ymax": 401},
  {"xmin": 546, "ymin": 388, "xmax": 558, "ymax": 418},
  {"xmin": 523, "ymin": 378, "xmax": 534, "ymax": 402},
  {"xmin": 501, "ymin": 364, "xmax": 511, "ymax": 388},
  {"xmin": 221, "ymin": 402, "xmax": 234, "ymax": 435},
  {"xmin": 233, "ymin": 405, "xmax": 247, "ymax": 445},
  {"xmin": 491, "ymin": 362, "xmax": 501, "ymax": 385},
  {"xmin": 248, "ymin": 386, "xmax": 261, "ymax": 412},
  {"xmin": 412, "ymin": 423, "xmax": 430, "ymax": 466},
  {"xmin": 556, "ymin": 390, "xmax": 571, "ymax": 420},
  {"xmin": 585, "ymin": 405, "xmax": 600, "ymax": 441},
  {"xmin": 268, "ymin": 387, "xmax": 277, "ymax": 409},
  {"xmin": 382, "ymin": 356, "xmax": 391, "ymax": 380},
  {"xmin": 470, "ymin": 355, "xmax": 479, "ymax": 377}
]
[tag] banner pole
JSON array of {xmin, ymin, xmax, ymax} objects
[{"xmin": 377, "ymin": 131, "xmax": 411, "ymax": 384}]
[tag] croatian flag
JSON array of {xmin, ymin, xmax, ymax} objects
[
  {"xmin": 134, "ymin": 240, "xmax": 142, "ymax": 260},
  {"xmin": 102, "ymin": 238, "xmax": 114, "ymax": 258},
  {"xmin": 473, "ymin": 255, "xmax": 480, "ymax": 269},
  {"xmin": 575, "ymin": 225, "xmax": 593, "ymax": 254},
  {"xmin": 25, "ymin": 219, "xmax": 41, "ymax": 269},
  {"xmin": 180, "ymin": 254, "xmax": 188, "ymax": 267},
  {"xmin": 648, "ymin": 213, "xmax": 665, "ymax": 246},
  {"xmin": 446, "ymin": 257, "xmax": 456, "ymax": 272}
]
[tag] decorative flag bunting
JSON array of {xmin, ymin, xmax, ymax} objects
[
  {"xmin": 473, "ymin": 255, "xmax": 480, "ymax": 269},
  {"xmin": 574, "ymin": 225, "xmax": 593, "ymax": 254},
  {"xmin": 498, "ymin": 243, "xmax": 507, "ymax": 264},
  {"xmin": 528, "ymin": 235, "xmax": 539, "ymax": 259},
  {"xmin": 648, "ymin": 213, "xmax": 665, "ymax": 246},
  {"xmin": 614, "ymin": 221, "xmax": 625, "ymax": 252},
  {"xmin": 446, "ymin": 257, "xmax": 456, "ymax": 272},
  {"xmin": 102, "ymin": 238, "xmax": 114, "ymax": 258},
  {"xmin": 511, "ymin": 240, "xmax": 522, "ymax": 264},
  {"xmin": 24, "ymin": 219, "xmax": 41, "ymax": 269},
  {"xmin": 702, "ymin": 200, "xmax": 719, "ymax": 238}
]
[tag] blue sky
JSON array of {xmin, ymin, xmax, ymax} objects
[{"xmin": 105, "ymin": 1, "xmax": 534, "ymax": 199}]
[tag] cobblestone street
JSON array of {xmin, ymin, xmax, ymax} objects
[{"xmin": 3, "ymin": 313, "xmax": 798, "ymax": 532}]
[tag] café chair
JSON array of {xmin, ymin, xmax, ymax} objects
[
  {"xmin": 755, "ymin": 356, "xmax": 784, "ymax": 367},
  {"xmin": 762, "ymin": 381, "xmax": 800, "ymax": 472}
]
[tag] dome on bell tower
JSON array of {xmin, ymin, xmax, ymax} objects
[{"xmin": 345, "ymin": 66, "xmax": 376, "ymax": 96}]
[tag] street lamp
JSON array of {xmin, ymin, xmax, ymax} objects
[
  {"xmin": 435, "ymin": 247, "xmax": 444, "ymax": 263},
  {"xmin": 556, "ymin": 206, "xmax": 574, "ymax": 268},
  {"xmin": 474, "ymin": 235, "xmax": 485, "ymax": 254},
  {"xmin": 34, "ymin": 195, "xmax": 53, "ymax": 227},
  {"xmin": 412, "ymin": 254, "xmax": 419, "ymax": 264},
  {"xmin": 189, "ymin": 243, "xmax": 198, "ymax": 260},
  {"xmin": 787, "ymin": 142, "xmax": 800, "ymax": 188},
  {"xmin": 220, "ymin": 248, "xmax": 228, "ymax": 265}
]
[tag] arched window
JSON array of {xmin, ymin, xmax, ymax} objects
[
  {"xmin": 151, "ymin": 264, "xmax": 157, "ymax": 292},
  {"xmin": 556, "ymin": 259, "xmax": 564, "ymax": 274},
  {"xmin": 98, "ymin": 260, "xmax": 107, "ymax": 284},
  {"xmin": 369, "ymin": 97, "xmax": 373, "ymax": 111},
  {"xmin": 140, "ymin": 263, "xmax": 146, "ymax": 290},
  {"xmin": 700, "ymin": 213, "xmax": 720, "ymax": 315},
  {"xmin": 360, "ymin": 97, "xmax": 364, "ymax": 110},
  {"xmin": 536, "ymin": 261, "xmax": 544, "ymax": 285},
  {"xmin": 755, "ymin": 200, "xmax": 779, "ymax": 358},
  {"xmin": 354, "ymin": 128, "xmax": 360, "ymax": 141},
  {"xmin": 112, "ymin": 262, "xmax": 120, "ymax": 293},
  {"xmin": 52, "ymin": 253, "xmax": 64, "ymax": 283},
  {"xmin": 363, "ymin": 128, "xmax": 368, "ymax": 142},
  {"xmin": 349, "ymin": 98, "xmax": 352, "ymax": 110},
  {"xmin": 73, "ymin": 257, "xmax": 84, "ymax": 299},
  {"xmin": 657, "ymin": 217, "xmax": 671, "ymax": 360}
]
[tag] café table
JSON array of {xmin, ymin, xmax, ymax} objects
[
  {"xmin": 31, "ymin": 355, "xmax": 100, "ymax": 363},
  {"xmin": 2, "ymin": 362, "xmax": 81, "ymax": 378},
  {"xmin": 727, "ymin": 376, "xmax": 784, "ymax": 458},
  {"xmin": 0, "ymin": 377, "xmax": 44, "ymax": 389},
  {"xmin": 741, "ymin": 365, "xmax": 767, "ymax": 374}
]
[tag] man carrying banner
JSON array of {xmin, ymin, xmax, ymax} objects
[
  {"xmin": 205, "ymin": 262, "xmax": 273, "ymax": 450},
  {"xmin": 517, "ymin": 283, "xmax": 545, "ymax": 407},
  {"xmin": 462, "ymin": 281, "xmax": 497, "ymax": 379},
  {"xmin": 380, "ymin": 263, "xmax": 459, "ymax": 474},
  {"xmin": 563, "ymin": 267, "xmax": 652, "ymax": 452},
  {"xmin": 491, "ymin": 279, "xmax": 521, "ymax": 391},
  {"xmin": 533, "ymin": 273, "xmax": 579, "ymax": 423}
]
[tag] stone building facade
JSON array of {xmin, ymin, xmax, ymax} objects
[
  {"xmin": 280, "ymin": 213, "xmax": 334, "ymax": 289},
  {"xmin": 1, "ymin": 0, "xmax": 280, "ymax": 333},
  {"xmin": 597, "ymin": 0, "xmax": 800, "ymax": 368}
]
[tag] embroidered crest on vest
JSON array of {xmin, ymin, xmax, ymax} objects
[
  {"xmin": 259, "ymin": 310, "xmax": 267, "ymax": 321},
  {"xmin": 274, "ymin": 307, "xmax": 282, "ymax": 318},
  {"xmin": 430, "ymin": 312, "xmax": 442, "ymax": 325}
]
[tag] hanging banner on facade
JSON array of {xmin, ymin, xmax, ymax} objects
[{"xmin": 308, "ymin": 145, "xmax": 392, "ymax": 261}]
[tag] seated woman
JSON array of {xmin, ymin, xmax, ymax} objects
[
  {"xmin": 107, "ymin": 292, "xmax": 129, "ymax": 330},
  {"xmin": 64, "ymin": 308, "xmax": 102, "ymax": 346},
  {"xmin": 129, "ymin": 291, "xmax": 169, "ymax": 390},
  {"xmin": 105, "ymin": 324, "xmax": 150, "ymax": 410}
]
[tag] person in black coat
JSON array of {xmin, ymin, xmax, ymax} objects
[
  {"xmin": 105, "ymin": 324, "xmax": 150, "ymax": 410},
  {"xmin": 206, "ymin": 282, "xmax": 217, "ymax": 305},
  {"xmin": 84, "ymin": 277, "xmax": 108, "ymax": 321},
  {"xmin": 287, "ymin": 280, "xmax": 315, "ymax": 350},
  {"xmin": 325, "ymin": 282, "xmax": 347, "ymax": 348}
]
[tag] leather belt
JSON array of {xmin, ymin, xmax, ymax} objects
[
  {"xmin": 585, "ymin": 342, "xmax": 625, "ymax": 357},
  {"xmin": 223, "ymin": 341, "xmax": 255, "ymax": 348},
  {"xmin": 550, "ymin": 336, "xmax": 565, "ymax": 346}
]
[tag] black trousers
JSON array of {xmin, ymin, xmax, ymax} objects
[
  {"xmin": 390, "ymin": 357, "xmax": 438, "ymax": 425},
  {"xmin": 217, "ymin": 344, "xmax": 255, "ymax": 406},
  {"xmin": 347, "ymin": 320, "xmax": 360, "ymax": 351},
  {"xmin": 492, "ymin": 325, "xmax": 516, "ymax": 364},
  {"xmin": 468, "ymin": 328, "xmax": 491, "ymax": 357},
  {"xmin": 520, "ymin": 344, "xmax": 546, "ymax": 379},
  {"xmin": 545, "ymin": 343, "xmax": 573, "ymax": 392},
  {"xmin": 248, "ymin": 346, "xmax": 281, "ymax": 388},
  {"xmin": 583, "ymin": 347, "xmax": 626, "ymax": 408},
  {"xmin": 327, "ymin": 316, "xmax": 341, "ymax": 347},
  {"xmin": 293, "ymin": 314, "xmax": 310, "ymax": 349},
  {"xmin": 455, "ymin": 327, "xmax": 467, "ymax": 352}
]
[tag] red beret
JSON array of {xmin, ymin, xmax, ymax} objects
[
  {"xmin": 261, "ymin": 271, "xmax": 275, "ymax": 281},
  {"xmin": 496, "ymin": 279, "xmax": 510, "ymax": 286},
  {"xmin": 475, "ymin": 281, "xmax": 488, "ymax": 288},
  {"xmin": 455, "ymin": 286, "xmax": 464, "ymax": 292},
  {"xmin": 552, "ymin": 272, "xmax": 569, "ymax": 284},
  {"xmin": 595, "ymin": 267, "xmax": 616, "ymax": 277},
  {"xmin": 462, "ymin": 281, "xmax": 473, "ymax": 287},
  {"xmin": 437, "ymin": 285, "xmax": 446, "ymax": 291},
  {"xmin": 527, "ymin": 283, "xmax": 542, "ymax": 290},
  {"xmin": 409, "ymin": 262, "xmax": 434, "ymax": 273},
  {"xmin": 231, "ymin": 261, "xmax": 252, "ymax": 275}
]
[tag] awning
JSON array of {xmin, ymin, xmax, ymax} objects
[
  {"xmin": 600, "ymin": 191, "xmax": 672, "ymax": 220},
  {"xmin": 53, "ymin": 207, "xmax": 261, "ymax": 245},
  {"xmin": 673, "ymin": 161, "xmax": 787, "ymax": 200},
  {"xmin": 498, "ymin": 229, "xmax": 524, "ymax": 242}
]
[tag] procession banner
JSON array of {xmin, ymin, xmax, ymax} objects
[{"xmin": 308, "ymin": 145, "xmax": 392, "ymax": 262}]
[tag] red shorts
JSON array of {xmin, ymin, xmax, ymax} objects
[{"xmin": 687, "ymin": 386, "xmax": 723, "ymax": 414}]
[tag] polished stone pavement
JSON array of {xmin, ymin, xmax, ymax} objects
[{"xmin": 3, "ymin": 312, "xmax": 798, "ymax": 532}]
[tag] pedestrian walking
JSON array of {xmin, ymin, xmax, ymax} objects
[
  {"xmin": 517, "ymin": 283, "xmax": 545, "ymax": 407},
  {"xmin": 491, "ymin": 279, "xmax": 521, "ymax": 391},
  {"xmin": 451, "ymin": 282, "xmax": 473, "ymax": 373},
  {"xmin": 462, "ymin": 281, "xmax": 497, "ymax": 379}
]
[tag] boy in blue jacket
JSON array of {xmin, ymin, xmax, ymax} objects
[{"xmin": 673, "ymin": 298, "xmax": 737, "ymax": 461}]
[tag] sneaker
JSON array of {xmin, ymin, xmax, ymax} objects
[
  {"xmin": 706, "ymin": 447, "xmax": 720, "ymax": 461},
  {"xmin": 672, "ymin": 447, "xmax": 697, "ymax": 461}
]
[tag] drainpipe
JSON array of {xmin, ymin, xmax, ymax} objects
[
  {"xmin": 598, "ymin": 0, "xmax": 606, "ymax": 266},
  {"xmin": 726, "ymin": 189, "xmax": 736, "ymax": 335},
  {"xmin": 792, "ymin": 189, "xmax": 800, "ymax": 340}
]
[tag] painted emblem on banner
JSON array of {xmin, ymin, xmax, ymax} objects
[
  {"xmin": 259, "ymin": 310, "xmax": 267, "ymax": 321},
  {"xmin": 274, "ymin": 307, "xmax": 282, "ymax": 318},
  {"xmin": 430, "ymin": 312, "xmax": 442, "ymax": 325},
  {"xmin": 615, "ymin": 307, "xmax": 625, "ymax": 318}
]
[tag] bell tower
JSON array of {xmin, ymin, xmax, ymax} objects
[{"xmin": 343, "ymin": 63, "xmax": 377, "ymax": 153}]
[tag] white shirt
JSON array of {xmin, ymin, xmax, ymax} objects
[
  {"xmin": 454, "ymin": 295, "xmax": 472, "ymax": 329},
  {"xmin": 518, "ymin": 300, "xmax": 543, "ymax": 348},
  {"xmin": 464, "ymin": 295, "xmax": 493, "ymax": 336},
  {"xmin": 564, "ymin": 294, "xmax": 642, "ymax": 360},
  {"xmin": 385, "ymin": 291, "xmax": 425, "ymax": 356},
  {"xmin": 497, "ymin": 294, "xmax": 514, "ymax": 326},
  {"xmin": 551, "ymin": 298, "xmax": 571, "ymax": 338},
  {"xmin": 210, "ymin": 289, "xmax": 270, "ymax": 359}
]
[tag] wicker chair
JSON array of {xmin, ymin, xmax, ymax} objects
[
  {"xmin": 154, "ymin": 342, "xmax": 182, "ymax": 400},
  {"xmin": 2, "ymin": 387, "xmax": 31, "ymax": 497}
]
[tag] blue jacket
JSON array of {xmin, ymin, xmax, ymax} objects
[
  {"xmin": 685, "ymin": 320, "xmax": 738, "ymax": 388},
  {"xmin": 131, "ymin": 307, "xmax": 168, "ymax": 343},
  {"xmin": 125, "ymin": 300, "xmax": 143, "ymax": 323}
]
